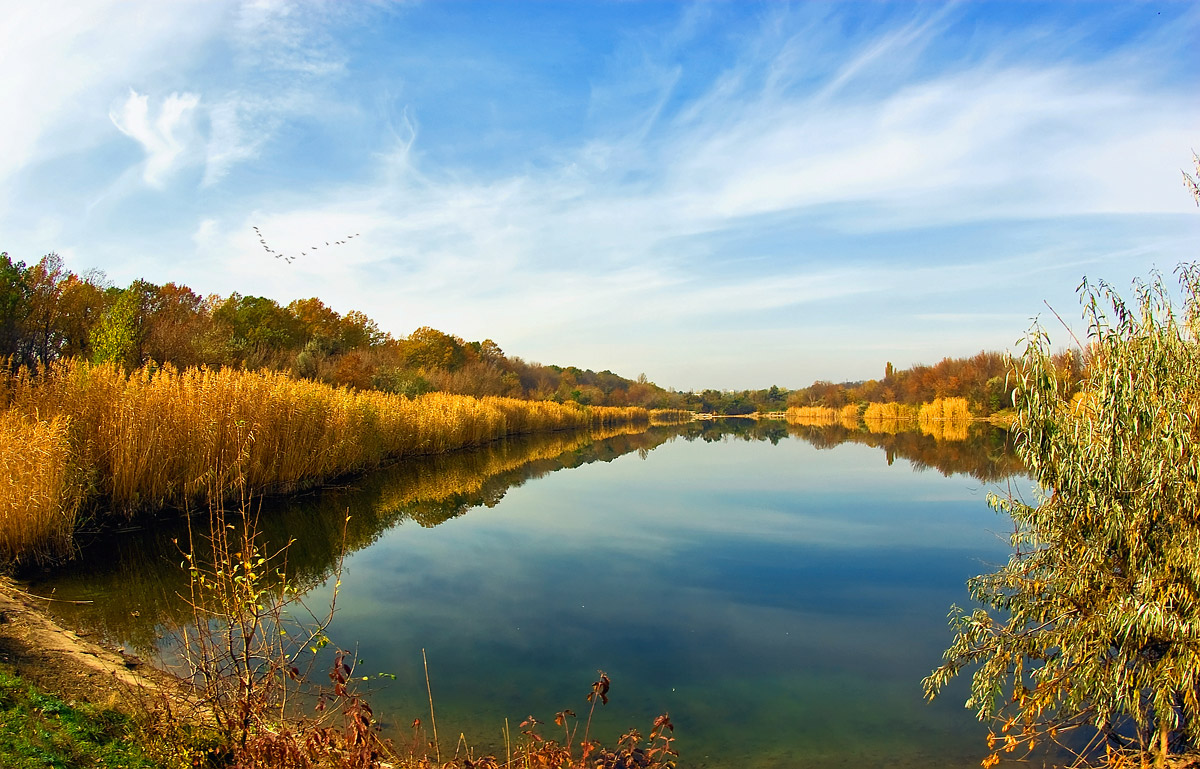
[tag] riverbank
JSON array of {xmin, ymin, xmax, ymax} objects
[
  {"xmin": 0, "ymin": 577, "xmax": 197, "ymax": 767},
  {"xmin": 0, "ymin": 572, "xmax": 681, "ymax": 769},
  {"xmin": 0, "ymin": 360, "xmax": 658, "ymax": 566}
]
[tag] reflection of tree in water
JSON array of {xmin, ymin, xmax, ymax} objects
[
  {"xmin": 674, "ymin": 418, "xmax": 1021, "ymax": 482},
  {"xmin": 787, "ymin": 422, "xmax": 1023, "ymax": 483},
  {"xmin": 27, "ymin": 419, "xmax": 1020, "ymax": 653},
  {"xmin": 26, "ymin": 426, "xmax": 676, "ymax": 653},
  {"xmin": 677, "ymin": 418, "xmax": 791, "ymax": 445}
]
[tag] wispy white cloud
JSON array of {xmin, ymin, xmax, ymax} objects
[
  {"xmin": 110, "ymin": 89, "xmax": 201, "ymax": 187},
  {"xmin": 230, "ymin": 0, "xmax": 348, "ymax": 78},
  {"xmin": 0, "ymin": 0, "xmax": 227, "ymax": 191},
  {"xmin": 4, "ymin": 2, "xmax": 1198, "ymax": 388},
  {"xmin": 202, "ymin": 98, "xmax": 266, "ymax": 186}
]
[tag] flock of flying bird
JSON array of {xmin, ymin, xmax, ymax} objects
[{"xmin": 253, "ymin": 225, "xmax": 360, "ymax": 263}]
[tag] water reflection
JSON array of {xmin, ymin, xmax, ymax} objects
[
  {"xmin": 785, "ymin": 421, "xmax": 1023, "ymax": 483},
  {"xmin": 26, "ymin": 424, "xmax": 673, "ymax": 652},
  {"xmin": 25, "ymin": 419, "xmax": 1026, "ymax": 769}
]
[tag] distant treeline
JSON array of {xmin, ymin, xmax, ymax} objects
[
  {"xmin": 0, "ymin": 251, "xmax": 1082, "ymax": 417},
  {"xmin": 0, "ymin": 252, "xmax": 687, "ymax": 408},
  {"xmin": 785, "ymin": 350, "xmax": 1084, "ymax": 416}
]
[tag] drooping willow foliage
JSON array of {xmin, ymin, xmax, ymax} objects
[{"xmin": 924, "ymin": 265, "xmax": 1200, "ymax": 768}]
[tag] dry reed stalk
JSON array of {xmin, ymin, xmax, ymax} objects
[
  {"xmin": 785, "ymin": 406, "xmax": 837, "ymax": 426},
  {"xmin": 917, "ymin": 396, "xmax": 972, "ymax": 424},
  {"xmin": 861, "ymin": 401, "xmax": 918, "ymax": 422},
  {"xmin": 0, "ymin": 413, "xmax": 80, "ymax": 564},
  {"xmin": 648, "ymin": 409, "xmax": 692, "ymax": 425},
  {"xmin": 0, "ymin": 361, "xmax": 652, "ymax": 563}
]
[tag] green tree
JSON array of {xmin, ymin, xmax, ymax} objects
[
  {"xmin": 212, "ymin": 293, "xmax": 302, "ymax": 362},
  {"xmin": 0, "ymin": 252, "xmax": 29, "ymax": 360},
  {"xmin": 89, "ymin": 288, "xmax": 142, "ymax": 367},
  {"xmin": 924, "ymin": 266, "xmax": 1200, "ymax": 768}
]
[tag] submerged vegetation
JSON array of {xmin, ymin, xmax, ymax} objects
[{"xmin": 925, "ymin": 266, "xmax": 1200, "ymax": 768}]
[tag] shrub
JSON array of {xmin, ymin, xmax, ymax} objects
[{"xmin": 924, "ymin": 266, "xmax": 1200, "ymax": 768}]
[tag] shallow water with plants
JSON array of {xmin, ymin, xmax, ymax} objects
[{"xmin": 29, "ymin": 420, "xmax": 1029, "ymax": 768}]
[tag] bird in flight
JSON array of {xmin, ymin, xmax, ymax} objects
[{"xmin": 254, "ymin": 226, "xmax": 363, "ymax": 264}]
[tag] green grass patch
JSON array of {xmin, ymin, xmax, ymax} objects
[{"xmin": 0, "ymin": 669, "xmax": 158, "ymax": 769}]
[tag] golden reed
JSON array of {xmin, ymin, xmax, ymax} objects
[
  {"xmin": 789, "ymin": 399, "xmax": 972, "ymax": 438},
  {"xmin": 0, "ymin": 361, "xmax": 649, "ymax": 564}
]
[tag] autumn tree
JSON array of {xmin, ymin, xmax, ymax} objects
[
  {"xmin": 142, "ymin": 282, "xmax": 213, "ymax": 367},
  {"xmin": 924, "ymin": 266, "xmax": 1200, "ymax": 768},
  {"xmin": 402, "ymin": 326, "xmax": 466, "ymax": 371},
  {"xmin": 18, "ymin": 254, "xmax": 74, "ymax": 365}
]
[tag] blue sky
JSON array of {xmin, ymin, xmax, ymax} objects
[{"xmin": 1, "ymin": 1, "xmax": 1197, "ymax": 390}]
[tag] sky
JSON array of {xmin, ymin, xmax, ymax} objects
[{"xmin": 1, "ymin": 1, "xmax": 1197, "ymax": 391}]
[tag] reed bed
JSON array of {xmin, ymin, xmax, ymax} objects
[
  {"xmin": 862, "ymin": 401, "xmax": 919, "ymax": 435},
  {"xmin": 861, "ymin": 401, "xmax": 919, "ymax": 422},
  {"xmin": 649, "ymin": 408, "xmax": 694, "ymax": 424},
  {"xmin": 0, "ymin": 361, "xmax": 649, "ymax": 564},
  {"xmin": 916, "ymin": 397, "xmax": 972, "ymax": 423},
  {"xmin": 785, "ymin": 406, "xmax": 837, "ymax": 426},
  {"xmin": 788, "ymin": 400, "xmax": 973, "ymax": 439},
  {"xmin": 0, "ymin": 412, "xmax": 81, "ymax": 564},
  {"xmin": 916, "ymin": 397, "xmax": 972, "ymax": 441}
]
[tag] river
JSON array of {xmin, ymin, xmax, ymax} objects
[{"xmin": 28, "ymin": 419, "xmax": 1028, "ymax": 768}]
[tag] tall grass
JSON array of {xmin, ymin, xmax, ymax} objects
[
  {"xmin": 0, "ymin": 412, "xmax": 81, "ymax": 564},
  {"xmin": 837, "ymin": 404, "xmax": 860, "ymax": 428},
  {"xmin": 648, "ymin": 408, "xmax": 693, "ymax": 425},
  {"xmin": 861, "ymin": 401, "xmax": 919, "ymax": 422},
  {"xmin": 916, "ymin": 397, "xmax": 972, "ymax": 441},
  {"xmin": 862, "ymin": 401, "xmax": 919, "ymax": 435},
  {"xmin": 0, "ymin": 361, "xmax": 649, "ymax": 564},
  {"xmin": 917, "ymin": 396, "xmax": 972, "ymax": 423},
  {"xmin": 785, "ymin": 406, "xmax": 836, "ymax": 426}
]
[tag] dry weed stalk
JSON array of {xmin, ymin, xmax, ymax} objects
[{"xmin": 171, "ymin": 492, "xmax": 394, "ymax": 768}]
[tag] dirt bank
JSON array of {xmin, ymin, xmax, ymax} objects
[{"xmin": 0, "ymin": 577, "xmax": 184, "ymax": 713}]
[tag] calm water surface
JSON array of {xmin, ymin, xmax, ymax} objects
[{"xmin": 32, "ymin": 421, "xmax": 1029, "ymax": 768}]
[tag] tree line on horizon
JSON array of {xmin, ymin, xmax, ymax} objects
[
  {"xmin": 785, "ymin": 348, "xmax": 1085, "ymax": 417},
  {"xmin": 0, "ymin": 249, "xmax": 1078, "ymax": 414},
  {"xmin": 0, "ymin": 251, "xmax": 691, "ymax": 408}
]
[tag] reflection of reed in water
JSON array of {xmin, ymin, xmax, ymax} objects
[
  {"xmin": 785, "ymin": 421, "xmax": 1023, "ymax": 483},
  {"xmin": 918, "ymin": 419, "xmax": 970, "ymax": 442},
  {"xmin": 786, "ymin": 406, "xmax": 836, "ymax": 426},
  {"xmin": 26, "ymin": 425, "xmax": 677, "ymax": 653},
  {"xmin": 862, "ymin": 416, "xmax": 906, "ymax": 435},
  {"xmin": 861, "ymin": 402, "xmax": 919, "ymax": 434},
  {"xmin": 785, "ymin": 405, "xmax": 860, "ymax": 429}
]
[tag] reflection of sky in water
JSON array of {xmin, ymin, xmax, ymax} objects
[{"xmin": 322, "ymin": 435, "xmax": 1017, "ymax": 768}]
